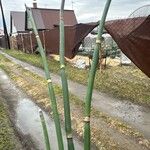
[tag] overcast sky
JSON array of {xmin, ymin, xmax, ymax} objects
[{"xmin": 0, "ymin": 0, "xmax": 150, "ymax": 31}]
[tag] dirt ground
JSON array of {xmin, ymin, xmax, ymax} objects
[
  {"xmin": 0, "ymin": 69, "xmax": 83, "ymax": 150},
  {"xmin": 1, "ymin": 51, "xmax": 150, "ymax": 139},
  {"xmin": 0, "ymin": 53, "xmax": 149, "ymax": 149}
]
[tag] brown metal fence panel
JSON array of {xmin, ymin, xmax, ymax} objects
[
  {"xmin": 43, "ymin": 23, "xmax": 98, "ymax": 58},
  {"xmin": 10, "ymin": 36, "xmax": 18, "ymax": 50},
  {"xmin": 105, "ymin": 16, "xmax": 150, "ymax": 77},
  {"xmin": 14, "ymin": 23, "xmax": 98, "ymax": 58},
  {"xmin": 23, "ymin": 34, "xmax": 30, "ymax": 53},
  {"xmin": 16, "ymin": 33, "xmax": 37, "ymax": 53},
  {"xmin": 16, "ymin": 34, "xmax": 23, "ymax": 51}
]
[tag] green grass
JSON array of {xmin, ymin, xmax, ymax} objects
[
  {"xmin": 2, "ymin": 49, "xmax": 150, "ymax": 106},
  {"xmin": 0, "ymin": 99, "xmax": 20, "ymax": 150}
]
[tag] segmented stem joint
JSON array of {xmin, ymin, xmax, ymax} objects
[
  {"xmin": 60, "ymin": 65, "xmax": 65, "ymax": 69},
  {"xmin": 96, "ymin": 39, "xmax": 101, "ymax": 44},
  {"xmin": 84, "ymin": 116, "xmax": 90, "ymax": 122},
  {"xmin": 47, "ymin": 79, "xmax": 52, "ymax": 83},
  {"xmin": 67, "ymin": 133, "xmax": 73, "ymax": 139},
  {"xmin": 36, "ymin": 35, "xmax": 39, "ymax": 38}
]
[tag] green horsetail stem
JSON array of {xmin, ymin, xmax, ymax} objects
[
  {"xmin": 26, "ymin": 6, "xmax": 64, "ymax": 150},
  {"xmin": 84, "ymin": 0, "xmax": 112, "ymax": 150},
  {"xmin": 39, "ymin": 109, "xmax": 51, "ymax": 150},
  {"xmin": 59, "ymin": 0, "xmax": 75, "ymax": 150}
]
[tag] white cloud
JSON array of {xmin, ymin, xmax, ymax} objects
[{"xmin": 0, "ymin": 0, "xmax": 150, "ymax": 31}]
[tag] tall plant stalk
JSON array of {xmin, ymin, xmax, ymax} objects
[
  {"xmin": 26, "ymin": 6, "xmax": 64, "ymax": 150},
  {"xmin": 84, "ymin": 0, "xmax": 112, "ymax": 150},
  {"xmin": 39, "ymin": 110, "xmax": 51, "ymax": 150},
  {"xmin": 59, "ymin": 0, "xmax": 75, "ymax": 149}
]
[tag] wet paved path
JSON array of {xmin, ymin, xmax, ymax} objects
[
  {"xmin": 1, "ymin": 51, "xmax": 150, "ymax": 139},
  {"xmin": 0, "ymin": 69, "xmax": 83, "ymax": 150}
]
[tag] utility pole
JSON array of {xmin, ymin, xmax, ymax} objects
[{"xmin": 0, "ymin": 0, "xmax": 10, "ymax": 49}]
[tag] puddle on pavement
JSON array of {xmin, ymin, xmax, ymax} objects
[
  {"xmin": 16, "ymin": 98, "xmax": 83, "ymax": 150},
  {"xmin": 0, "ymin": 69, "xmax": 83, "ymax": 150}
]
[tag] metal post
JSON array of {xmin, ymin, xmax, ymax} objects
[
  {"xmin": 21, "ymin": 34, "xmax": 25, "ymax": 52},
  {"xmin": 42, "ymin": 30, "xmax": 46, "ymax": 50},
  {"xmin": 29, "ymin": 31, "xmax": 33, "ymax": 53}
]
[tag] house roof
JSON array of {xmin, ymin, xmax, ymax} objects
[
  {"xmin": 26, "ymin": 8, "xmax": 78, "ymax": 30},
  {"xmin": 10, "ymin": 11, "xmax": 25, "ymax": 33}
]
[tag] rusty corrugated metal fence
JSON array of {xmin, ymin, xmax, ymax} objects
[{"xmin": 11, "ymin": 23, "xmax": 98, "ymax": 58}]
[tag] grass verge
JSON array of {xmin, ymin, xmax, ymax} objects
[
  {"xmin": 0, "ymin": 99, "xmax": 22, "ymax": 150},
  {"xmin": 2, "ymin": 49, "xmax": 150, "ymax": 106}
]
